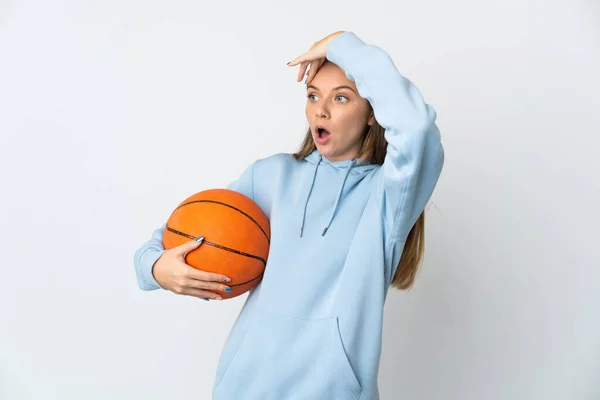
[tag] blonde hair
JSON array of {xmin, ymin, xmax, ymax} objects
[{"xmin": 293, "ymin": 104, "xmax": 425, "ymax": 290}]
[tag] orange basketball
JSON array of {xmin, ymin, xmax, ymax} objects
[{"xmin": 162, "ymin": 189, "xmax": 270, "ymax": 299}]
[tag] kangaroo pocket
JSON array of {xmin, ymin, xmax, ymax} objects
[{"xmin": 213, "ymin": 310, "xmax": 362, "ymax": 400}]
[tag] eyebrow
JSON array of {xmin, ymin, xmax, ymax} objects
[{"xmin": 306, "ymin": 84, "xmax": 356, "ymax": 94}]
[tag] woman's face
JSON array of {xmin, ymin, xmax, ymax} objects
[{"xmin": 305, "ymin": 62, "xmax": 374, "ymax": 162}]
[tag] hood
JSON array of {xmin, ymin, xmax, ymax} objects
[
  {"xmin": 304, "ymin": 149, "xmax": 377, "ymax": 172},
  {"xmin": 299, "ymin": 149, "xmax": 378, "ymax": 237}
]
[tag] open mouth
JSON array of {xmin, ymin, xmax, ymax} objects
[{"xmin": 317, "ymin": 127, "xmax": 331, "ymax": 138}]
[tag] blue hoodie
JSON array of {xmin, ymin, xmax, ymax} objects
[{"xmin": 134, "ymin": 31, "xmax": 444, "ymax": 400}]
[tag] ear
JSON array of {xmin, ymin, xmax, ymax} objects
[{"xmin": 367, "ymin": 112, "xmax": 375, "ymax": 126}]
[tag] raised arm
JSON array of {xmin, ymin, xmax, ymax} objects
[{"xmin": 326, "ymin": 31, "xmax": 445, "ymax": 246}]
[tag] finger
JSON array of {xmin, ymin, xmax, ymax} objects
[
  {"xmin": 182, "ymin": 262, "xmax": 231, "ymax": 283},
  {"xmin": 297, "ymin": 61, "xmax": 310, "ymax": 82},
  {"xmin": 288, "ymin": 53, "xmax": 308, "ymax": 67},
  {"xmin": 306, "ymin": 59, "xmax": 324, "ymax": 85},
  {"xmin": 182, "ymin": 278, "xmax": 232, "ymax": 293},
  {"xmin": 289, "ymin": 47, "xmax": 321, "ymax": 67},
  {"xmin": 179, "ymin": 287, "xmax": 223, "ymax": 301},
  {"xmin": 176, "ymin": 238, "xmax": 203, "ymax": 258}
]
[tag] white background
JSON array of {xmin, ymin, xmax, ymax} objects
[{"xmin": 1, "ymin": 0, "xmax": 598, "ymax": 399}]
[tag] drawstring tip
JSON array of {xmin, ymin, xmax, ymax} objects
[
  {"xmin": 321, "ymin": 227, "xmax": 328, "ymax": 236},
  {"xmin": 300, "ymin": 228, "xmax": 303, "ymax": 237}
]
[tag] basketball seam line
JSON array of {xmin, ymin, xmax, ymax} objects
[
  {"xmin": 165, "ymin": 226, "xmax": 266, "ymax": 287},
  {"xmin": 175, "ymin": 199, "xmax": 270, "ymax": 244}
]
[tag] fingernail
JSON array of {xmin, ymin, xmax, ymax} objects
[
  {"xmin": 287, "ymin": 61, "xmax": 290, "ymax": 65},
  {"xmin": 196, "ymin": 236, "xmax": 204, "ymax": 243},
  {"xmin": 225, "ymin": 288, "xmax": 232, "ymax": 292},
  {"xmin": 223, "ymin": 277, "xmax": 231, "ymax": 282},
  {"xmin": 215, "ymin": 296, "xmax": 223, "ymax": 301},
  {"xmin": 203, "ymin": 298, "xmax": 209, "ymax": 301}
]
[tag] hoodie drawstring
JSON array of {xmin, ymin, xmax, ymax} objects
[
  {"xmin": 300, "ymin": 155, "xmax": 322, "ymax": 237},
  {"xmin": 299, "ymin": 156, "xmax": 357, "ymax": 237},
  {"xmin": 321, "ymin": 159, "xmax": 356, "ymax": 236}
]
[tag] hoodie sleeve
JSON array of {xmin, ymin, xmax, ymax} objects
[
  {"xmin": 133, "ymin": 162, "xmax": 256, "ymax": 291},
  {"xmin": 326, "ymin": 32, "xmax": 444, "ymax": 248},
  {"xmin": 133, "ymin": 223, "xmax": 167, "ymax": 290}
]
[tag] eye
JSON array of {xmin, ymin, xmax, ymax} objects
[{"xmin": 306, "ymin": 93, "xmax": 349, "ymax": 103}]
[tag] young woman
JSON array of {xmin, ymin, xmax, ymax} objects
[{"xmin": 134, "ymin": 30, "xmax": 444, "ymax": 400}]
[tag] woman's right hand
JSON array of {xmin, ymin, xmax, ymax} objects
[{"xmin": 152, "ymin": 237, "xmax": 232, "ymax": 301}]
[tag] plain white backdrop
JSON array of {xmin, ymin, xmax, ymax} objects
[{"xmin": 1, "ymin": 0, "xmax": 598, "ymax": 399}]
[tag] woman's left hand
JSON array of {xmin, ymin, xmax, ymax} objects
[{"xmin": 287, "ymin": 31, "xmax": 345, "ymax": 85}]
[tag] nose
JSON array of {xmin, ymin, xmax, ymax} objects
[{"xmin": 315, "ymin": 104, "xmax": 329, "ymax": 119}]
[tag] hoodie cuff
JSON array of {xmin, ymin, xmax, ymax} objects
[
  {"xmin": 139, "ymin": 249, "xmax": 166, "ymax": 289},
  {"xmin": 326, "ymin": 31, "xmax": 368, "ymax": 77}
]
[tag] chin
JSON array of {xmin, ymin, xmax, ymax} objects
[
  {"xmin": 314, "ymin": 142, "xmax": 335, "ymax": 157},
  {"xmin": 318, "ymin": 147, "xmax": 345, "ymax": 161},
  {"xmin": 314, "ymin": 140, "xmax": 360, "ymax": 162}
]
